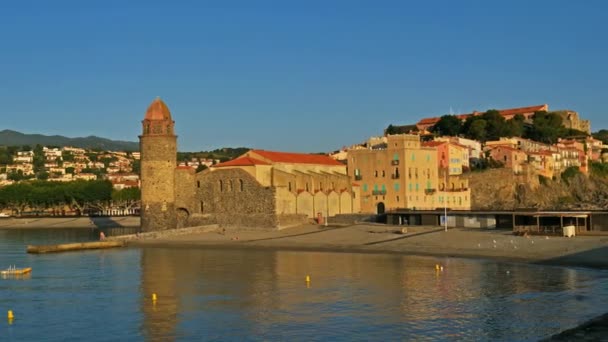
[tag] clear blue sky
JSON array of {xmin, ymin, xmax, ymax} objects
[{"xmin": 1, "ymin": 0, "xmax": 607, "ymax": 152}]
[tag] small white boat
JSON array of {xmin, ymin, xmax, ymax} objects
[
  {"xmin": 0, "ymin": 213, "xmax": 11, "ymax": 218},
  {"xmin": 1, "ymin": 266, "xmax": 32, "ymax": 276}
]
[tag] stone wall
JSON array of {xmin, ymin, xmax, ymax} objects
[
  {"xmin": 277, "ymin": 214, "xmax": 309, "ymax": 229},
  {"xmin": 195, "ymin": 168, "xmax": 277, "ymax": 228},
  {"xmin": 175, "ymin": 167, "xmax": 196, "ymax": 220},
  {"xmin": 140, "ymin": 135, "xmax": 177, "ymax": 231}
]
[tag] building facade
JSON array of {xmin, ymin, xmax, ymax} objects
[{"xmin": 347, "ymin": 134, "xmax": 471, "ymax": 214}]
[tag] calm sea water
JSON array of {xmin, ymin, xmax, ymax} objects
[{"xmin": 0, "ymin": 228, "xmax": 607, "ymax": 341}]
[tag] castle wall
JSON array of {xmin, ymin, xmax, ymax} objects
[{"xmin": 195, "ymin": 168, "xmax": 278, "ymax": 228}]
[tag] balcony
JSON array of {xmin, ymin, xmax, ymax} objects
[
  {"xmin": 391, "ymin": 160, "xmax": 399, "ymax": 166},
  {"xmin": 391, "ymin": 174, "xmax": 400, "ymax": 179},
  {"xmin": 354, "ymin": 175, "xmax": 362, "ymax": 181},
  {"xmin": 424, "ymin": 188, "xmax": 436, "ymax": 195},
  {"xmin": 372, "ymin": 190, "xmax": 387, "ymax": 195}
]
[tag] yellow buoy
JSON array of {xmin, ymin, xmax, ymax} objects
[
  {"xmin": 7, "ymin": 310, "xmax": 14, "ymax": 319},
  {"xmin": 305, "ymin": 275, "xmax": 311, "ymax": 282},
  {"xmin": 152, "ymin": 293, "xmax": 157, "ymax": 301}
]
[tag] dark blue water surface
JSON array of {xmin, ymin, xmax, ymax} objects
[{"xmin": 1, "ymin": 228, "xmax": 607, "ymax": 341}]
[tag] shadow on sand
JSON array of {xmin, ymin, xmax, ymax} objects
[
  {"xmin": 535, "ymin": 245, "xmax": 608, "ymax": 270},
  {"xmin": 89, "ymin": 217, "xmax": 140, "ymax": 236}
]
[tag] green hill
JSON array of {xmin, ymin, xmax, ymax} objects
[{"xmin": 0, "ymin": 129, "xmax": 139, "ymax": 151}]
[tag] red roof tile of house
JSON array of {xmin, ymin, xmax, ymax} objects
[
  {"xmin": 422, "ymin": 141, "xmax": 446, "ymax": 147},
  {"xmin": 213, "ymin": 156, "xmax": 270, "ymax": 168},
  {"xmin": 250, "ymin": 150, "xmax": 344, "ymax": 166},
  {"xmin": 417, "ymin": 104, "xmax": 548, "ymax": 127},
  {"xmin": 498, "ymin": 104, "xmax": 547, "ymax": 116}
]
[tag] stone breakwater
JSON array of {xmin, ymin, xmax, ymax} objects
[{"xmin": 108, "ymin": 224, "xmax": 220, "ymax": 241}]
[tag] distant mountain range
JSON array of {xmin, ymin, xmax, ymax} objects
[{"xmin": 0, "ymin": 129, "xmax": 139, "ymax": 152}]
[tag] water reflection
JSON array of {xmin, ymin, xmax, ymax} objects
[
  {"xmin": 138, "ymin": 248, "xmax": 608, "ymax": 341},
  {"xmin": 1, "ymin": 228, "xmax": 605, "ymax": 341}
]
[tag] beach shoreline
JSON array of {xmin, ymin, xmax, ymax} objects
[
  {"xmin": 119, "ymin": 223, "xmax": 608, "ymax": 269},
  {"xmin": 3, "ymin": 217, "xmax": 607, "ymax": 269}
]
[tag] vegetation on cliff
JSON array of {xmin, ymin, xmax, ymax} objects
[{"xmin": 432, "ymin": 110, "xmax": 588, "ymax": 143}]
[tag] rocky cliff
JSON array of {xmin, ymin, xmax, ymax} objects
[{"xmin": 467, "ymin": 167, "xmax": 608, "ymax": 210}]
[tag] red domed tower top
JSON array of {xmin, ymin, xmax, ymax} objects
[{"xmin": 141, "ymin": 97, "xmax": 175, "ymax": 136}]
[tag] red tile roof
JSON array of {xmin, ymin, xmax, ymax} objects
[
  {"xmin": 213, "ymin": 156, "xmax": 270, "ymax": 168},
  {"xmin": 417, "ymin": 104, "xmax": 548, "ymax": 126},
  {"xmin": 422, "ymin": 141, "xmax": 446, "ymax": 147},
  {"xmin": 250, "ymin": 150, "xmax": 344, "ymax": 166}
]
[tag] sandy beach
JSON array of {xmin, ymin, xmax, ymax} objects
[
  {"xmin": 2, "ymin": 217, "xmax": 607, "ymax": 268},
  {"xmin": 121, "ymin": 223, "xmax": 608, "ymax": 269}
]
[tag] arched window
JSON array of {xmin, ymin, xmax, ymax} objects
[
  {"xmin": 239, "ymin": 179, "xmax": 244, "ymax": 192},
  {"xmin": 197, "ymin": 180, "xmax": 200, "ymax": 188},
  {"xmin": 288, "ymin": 182, "xmax": 292, "ymax": 192},
  {"xmin": 219, "ymin": 180, "xmax": 223, "ymax": 192},
  {"xmin": 451, "ymin": 182, "xmax": 455, "ymax": 190},
  {"xmin": 305, "ymin": 182, "xmax": 309, "ymax": 191},
  {"xmin": 200, "ymin": 201, "xmax": 204, "ymax": 213},
  {"xmin": 228, "ymin": 180, "xmax": 233, "ymax": 191}
]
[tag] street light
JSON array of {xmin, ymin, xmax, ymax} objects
[{"xmin": 444, "ymin": 167, "xmax": 448, "ymax": 232}]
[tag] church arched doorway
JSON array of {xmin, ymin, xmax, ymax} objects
[
  {"xmin": 176, "ymin": 208, "xmax": 190, "ymax": 228},
  {"xmin": 376, "ymin": 202, "xmax": 385, "ymax": 215}
]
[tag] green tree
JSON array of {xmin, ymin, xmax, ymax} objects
[
  {"xmin": 467, "ymin": 119, "xmax": 488, "ymax": 142},
  {"xmin": 65, "ymin": 167, "xmax": 75, "ymax": 175},
  {"xmin": 480, "ymin": 110, "xmax": 508, "ymax": 141},
  {"xmin": 111, "ymin": 187, "xmax": 141, "ymax": 210},
  {"xmin": 592, "ymin": 129, "xmax": 608, "ymax": 144},
  {"xmin": 131, "ymin": 159, "xmax": 141, "ymax": 175},
  {"xmin": 196, "ymin": 164, "xmax": 208, "ymax": 173},
  {"xmin": 561, "ymin": 166, "xmax": 581, "ymax": 184},
  {"xmin": 432, "ymin": 115, "xmax": 462, "ymax": 136},
  {"xmin": 36, "ymin": 171, "xmax": 49, "ymax": 181},
  {"xmin": 385, "ymin": 124, "xmax": 399, "ymax": 135},
  {"xmin": 526, "ymin": 111, "xmax": 564, "ymax": 144},
  {"xmin": 32, "ymin": 144, "xmax": 45, "ymax": 174},
  {"xmin": 62, "ymin": 151, "xmax": 75, "ymax": 162},
  {"xmin": 504, "ymin": 114, "xmax": 525, "ymax": 137}
]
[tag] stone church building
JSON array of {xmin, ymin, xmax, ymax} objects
[{"xmin": 139, "ymin": 98, "xmax": 360, "ymax": 232}]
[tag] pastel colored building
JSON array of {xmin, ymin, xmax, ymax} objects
[
  {"xmin": 487, "ymin": 146, "xmax": 527, "ymax": 174},
  {"xmin": 348, "ymin": 134, "xmax": 470, "ymax": 214}
]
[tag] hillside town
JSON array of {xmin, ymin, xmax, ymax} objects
[
  {"xmin": 1, "ymin": 102, "xmax": 607, "ymax": 220},
  {"xmin": 0, "ymin": 146, "xmax": 220, "ymax": 189}
]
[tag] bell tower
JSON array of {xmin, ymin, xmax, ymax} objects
[{"xmin": 139, "ymin": 98, "xmax": 177, "ymax": 231}]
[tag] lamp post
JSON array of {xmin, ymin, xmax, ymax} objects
[{"xmin": 444, "ymin": 167, "xmax": 448, "ymax": 232}]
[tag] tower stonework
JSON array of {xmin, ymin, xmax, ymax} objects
[{"xmin": 139, "ymin": 98, "xmax": 177, "ymax": 231}]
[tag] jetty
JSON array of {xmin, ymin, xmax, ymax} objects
[{"xmin": 26, "ymin": 241, "xmax": 125, "ymax": 254}]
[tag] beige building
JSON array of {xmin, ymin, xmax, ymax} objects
[
  {"xmin": 202, "ymin": 150, "xmax": 360, "ymax": 222},
  {"xmin": 347, "ymin": 134, "xmax": 471, "ymax": 214}
]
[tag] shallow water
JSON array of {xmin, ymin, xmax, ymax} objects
[{"xmin": 0, "ymin": 228, "xmax": 607, "ymax": 341}]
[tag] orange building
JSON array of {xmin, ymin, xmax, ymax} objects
[{"xmin": 487, "ymin": 146, "xmax": 528, "ymax": 174}]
